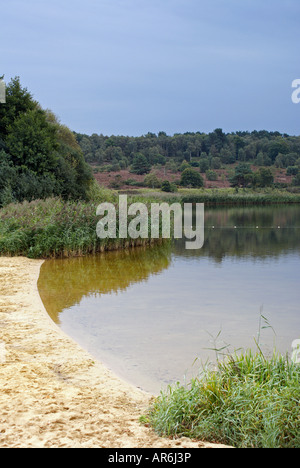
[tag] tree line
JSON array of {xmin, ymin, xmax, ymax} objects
[{"xmin": 75, "ymin": 128, "xmax": 300, "ymax": 171}]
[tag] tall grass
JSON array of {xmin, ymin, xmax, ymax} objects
[
  {"xmin": 143, "ymin": 348, "xmax": 300, "ymax": 448},
  {"xmin": 0, "ymin": 197, "xmax": 163, "ymax": 259}
]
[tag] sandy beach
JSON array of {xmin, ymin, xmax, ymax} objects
[{"xmin": 0, "ymin": 256, "xmax": 229, "ymax": 448}]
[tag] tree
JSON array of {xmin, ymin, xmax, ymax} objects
[
  {"xmin": 292, "ymin": 172, "xmax": 300, "ymax": 186},
  {"xmin": 0, "ymin": 77, "xmax": 93, "ymax": 206},
  {"xmin": 179, "ymin": 160, "xmax": 190, "ymax": 172},
  {"xmin": 131, "ymin": 153, "xmax": 151, "ymax": 175},
  {"xmin": 181, "ymin": 168, "xmax": 204, "ymax": 188},
  {"xmin": 6, "ymin": 109, "xmax": 59, "ymax": 174},
  {"xmin": 0, "ymin": 76, "xmax": 36, "ymax": 137},
  {"xmin": 144, "ymin": 173, "xmax": 161, "ymax": 189},
  {"xmin": 199, "ymin": 158, "xmax": 210, "ymax": 173},
  {"xmin": 229, "ymin": 163, "xmax": 253, "ymax": 187},
  {"xmin": 253, "ymin": 168, "xmax": 274, "ymax": 187}
]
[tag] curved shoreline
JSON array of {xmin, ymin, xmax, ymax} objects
[{"xmin": 0, "ymin": 257, "xmax": 229, "ymax": 448}]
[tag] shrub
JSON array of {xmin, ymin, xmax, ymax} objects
[
  {"xmin": 287, "ymin": 166, "xmax": 299, "ymax": 176},
  {"xmin": 144, "ymin": 173, "xmax": 162, "ymax": 189},
  {"xmin": 206, "ymin": 169, "xmax": 218, "ymax": 181},
  {"xmin": 181, "ymin": 168, "xmax": 204, "ymax": 188},
  {"xmin": 161, "ymin": 180, "xmax": 177, "ymax": 192}
]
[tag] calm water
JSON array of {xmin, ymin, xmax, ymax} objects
[{"xmin": 38, "ymin": 205, "xmax": 300, "ymax": 394}]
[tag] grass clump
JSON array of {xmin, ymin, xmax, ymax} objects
[{"xmin": 144, "ymin": 349, "xmax": 300, "ymax": 448}]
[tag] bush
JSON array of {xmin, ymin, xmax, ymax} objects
[
  {"xmin": 211, "ymin": 157, "xmax": 222, "ymax": 170},
  {"xmin": 144, "ymin": 173, "xmax": 162, "ymax": 189},
  {"xmin": 179, "ymin": 160, "xmax": 190, "ymax": 172},
  {"xmin": 161, "ymin": 180, "xmax": 177, "ymax": 192},
  {"xmin": 292, "ymin": 173, "xmax": 300, "ymax": 186},
  {"xmin": 253, "ymin": 168, "xmax": 274, "ymax": 188},
  {"xmin": 206, "ymin": 169, "xmax": 218, "ymax": 181},
  {"xmin": 287, "ymin": 166, "xmax": 299, "ymax": 176},
  {"xmin": 181, "ymin": 168, "xmax": 204, "ymax": 188}
]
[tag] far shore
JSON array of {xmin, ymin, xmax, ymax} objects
[{"xmin": 0, "ymin": 256, "xmax": 229, "ymax": 448}]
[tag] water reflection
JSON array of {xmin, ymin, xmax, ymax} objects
[
  {"xmin": 39, "ymin": 243, "xmax": 171, "ymax": 323},
  {"xmin": 175, "ymin": 204, "xmax": 300, "ymax": 261}
]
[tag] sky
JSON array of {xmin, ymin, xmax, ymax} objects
[{"xmin": 1, "ymin": 0, "xmax": 300, "ymax": 136}]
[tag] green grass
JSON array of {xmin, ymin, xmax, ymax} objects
[{"xmin": 143, "ymin": 349, "xmax": 300, "ymax": 448}]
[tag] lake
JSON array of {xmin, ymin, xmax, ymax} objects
[{"xmin": 38, "ymin": 204, "xmax": 300, "ymax": 394}]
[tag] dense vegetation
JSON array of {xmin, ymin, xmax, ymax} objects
[
  {"xmin": 143, "ymin": 347, "xmax": 300, "ymax": 448},
  {"xmin": 0, "ymin": 77, "xmax": 93, "ymax": 207},
  {"xmin": 75, "ymin": 128, "xmax": 300, "ymax": 189},
  {"xmin": 0, "ymin": 195, "xmax": 163, "ymax": 258}
]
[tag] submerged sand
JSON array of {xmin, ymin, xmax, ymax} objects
[{"xmin": 0, "ymin": 257, "xmax": 228, "ymax": 448}]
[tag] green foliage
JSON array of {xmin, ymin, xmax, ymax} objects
[
  {"xmin": 0, "ymin": 77, "xmax": 93, "ymax": 207},
  {"xmin": 144, "ymin": 349, "xmax": 300, "ymax": 448},
  {"xmin": 0, "ymin": 76, "xmax": 36, "ymax": 136},
  {"xmin": 144, "ymin": 173, "xmax": 162, "ymax": 189},
  {"xmin": 131, "ymin": 153, "xmax": 151, "ymax": 175},
  {"xmin": 229, "ymin": 163, "xmax": 254, "ymax": 187},
  {"xmin": 181, "ymin": 168, "xmax": 204, "ymax": 188},
  {"xmin": 179, "ymin": 160, "xmax": 190, "ymax": 172},
  {"xmin": 75, "ymin": 129, "xmax": 300, "ymax": 172},
  {"xmin": 161, "ymin": 180, "xmax": 177, "ymax": 193},
  {"xmin": 6, "ymin": 109, "xmax": 59, "ymax": 174},
  {"xmin": 206, "ymin": 169, "xmax": 218, "ymax": 181},
  {"xmin": 0, "ymin": 196, "xmax": 157, "ymax": 258},
  {"xmin": 287, "ymin": 166, "xmax": 299, "ymax": 176},
  {"xmin": 254, "ymin": 168, "xmax": 274, "ymax": 188},
  {"xmin": 293, "ymin": 172, "xmax": 300, "ymax": 186},
  {"xmin": 199, "ymin": 158, "xmax": 210, "ymax": 173}
]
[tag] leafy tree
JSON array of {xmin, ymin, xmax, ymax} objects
[
  {"xmin": 144, "ymin": 173, "xmax": 161, "ymax": 188},
  {"xmin": 199, "ymin": 158, "xmax": 210, "ymax": 173},
  {"xmin": 286, "ymin": 166, "xmax": 299, "ymax": 176},
  {"xmin": 292, "ymin": 172, "xmax": 300, "ymax": 186},
  {"xmin": 6, "ymin": 109, "xmax": 59, "ymax": 174},
  {"xmin": 211, "ymin": 157, "xmax": 221, "ymax": 169},
  {"xmin": 0, "ymin": 77, "xmax": 36, "ymax": 136},
  {"xmin": 181, "ymin": 168, "xmax": 204, "ymax": 188},
  {"xmin": 253, "ymin": 168, "xmax": 274, "ymax": 188},
  {"xmin": 179, "ymin": 160, "xmax": 190, "ymax": 172},
  {"xmin": 206, "ymin": 169, "xmax": 218, "ymax": 181},
  {"xmin": 0, "ymin": 77, "xmax": 92, "ymax": 206},
  {"xmin": 229, "ymin": 163, "xmax": 254, "ymax": 187}
]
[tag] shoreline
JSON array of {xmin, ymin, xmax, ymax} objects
[{"xmin": 0, "ymin": 256, "xmax": 228, "ymax": 448}]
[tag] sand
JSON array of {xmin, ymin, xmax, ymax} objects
[{"xmin": 0, "ymin": 257, "xmax": 229, "ymax": 448}]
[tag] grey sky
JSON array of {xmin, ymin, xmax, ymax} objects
[{"xmin": 1, "ymin": 0, "xmax": 300, "ymax": 136}]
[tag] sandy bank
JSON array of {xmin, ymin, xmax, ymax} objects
[{"xmin": 0, "ymin": 257, "xmax": 229, "ymax": 448}]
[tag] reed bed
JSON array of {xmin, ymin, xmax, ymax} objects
[
  {"xmin": 0, "ymin": 197, "xmax": 161, "ymax": 259},
  {"xmin": 180, "ymin": 188, "xmax": 300, "ymax": 205}
]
